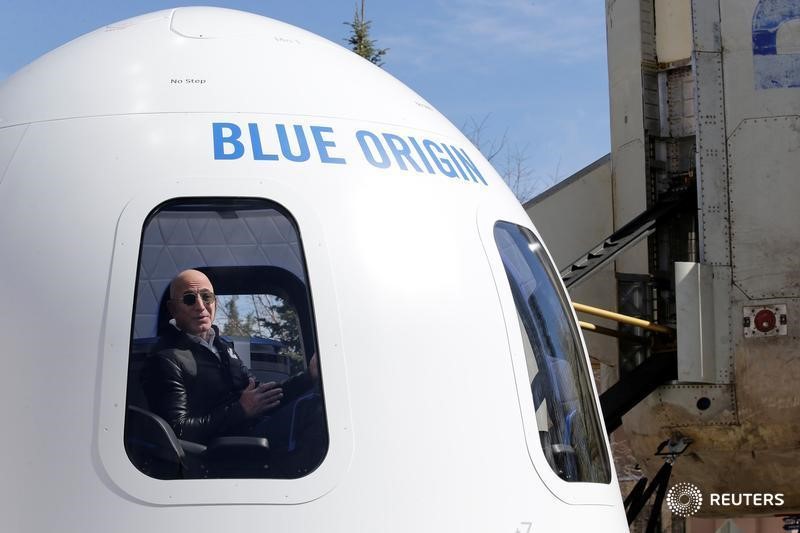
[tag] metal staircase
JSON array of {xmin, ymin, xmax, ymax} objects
[
  {"xmin": 562, "ymin": 193, "xmax": 693, "ymax": 432},
  {"xmin": 560, "ymin": 197, "xmax": 686, "ymax": 289}
]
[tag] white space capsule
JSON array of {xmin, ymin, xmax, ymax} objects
[{"xmin": 0, "ymin": 7, "xmax": 626, "ymax": 532}]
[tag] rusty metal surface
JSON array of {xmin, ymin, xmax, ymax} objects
[{"xmin": 623, "ymin": 312, "xmax": 800, "ymax": 516}]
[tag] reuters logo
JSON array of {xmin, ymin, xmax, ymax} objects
[{"xmin": 666, "ymin": 482, "xmax": 703, "ymax": 517}]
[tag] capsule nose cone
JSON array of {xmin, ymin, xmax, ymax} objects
[{"xmin": 169, "ymin": 6, "xmax": 269, "ymax": 39}]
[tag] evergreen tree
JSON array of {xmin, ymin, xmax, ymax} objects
[
  {"xmin": 344, "ymin": 0, "xmax": 387, "ymax": 66},
  {"xmin": 254, "ymin": 296, "xmax": 303, "ymax": 374}
]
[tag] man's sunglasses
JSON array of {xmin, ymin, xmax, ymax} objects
[{"xmin": 177, "ymin": 291, "xmax": 216, "ymax": 306}]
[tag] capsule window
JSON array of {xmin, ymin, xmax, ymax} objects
[
  {"xmin": 124, "ymin": 198, "xmax": 328, "ymax": 480},
  {"xmin": 494, "ymin": 222, "xmax": 611, "ymax": 483}
]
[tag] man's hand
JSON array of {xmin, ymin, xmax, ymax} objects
[{"xmin": 239, "ymin": 379, "xmax": 283, "ymax": 418}]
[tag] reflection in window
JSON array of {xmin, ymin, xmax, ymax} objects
[
  {"xmin": 494, "ymin": 222, "xmax": 610, "ymax": 483},
  {"xmin": 125, "ymin": 198, "xmax": 327, "ymax": 480},
  {"xmin": 216, "ymin": 293, "xmax": 308, "ymax": 382}
]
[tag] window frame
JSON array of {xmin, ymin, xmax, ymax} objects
[
  {"xmin": 127, "ymin": 198, "xmax": 326, "ymax": 479},
  {"xmin": 476, "ymin": 205, "xmax": 618, "ymax": 506},
  {"xmin": 98, "ymin": 181, "xmax": 352, "ymax": 505},
  {"xmin": 493, "ymin": 220, "xmax": 611, "ymax": 484}
]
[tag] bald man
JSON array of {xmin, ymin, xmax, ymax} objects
[{"xmin": 141, "ymin": 269, "xmax": 312, "ymax": 444}]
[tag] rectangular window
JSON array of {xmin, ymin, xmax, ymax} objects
[
  {"xmin": 125, "ymin": 198, "xmax": 328, "ymax": 480},
  {"xmin": 494, "ymin": 221, "xmax": 611, "ymax": 483}
]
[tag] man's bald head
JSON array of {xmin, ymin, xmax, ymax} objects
[
  {"xmin": 167, "ymin": 269, "xmax": 216, "ymax": 340},
  {"xmin": 170, "ymin": 269, "xmax": 213, "ymax": 299}
]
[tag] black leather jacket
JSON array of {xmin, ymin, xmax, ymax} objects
[{"xmin": 141, "ymin": 325, "xmax": 311, "ymax": 444}]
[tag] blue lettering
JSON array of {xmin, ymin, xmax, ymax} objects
[
  {"xmin": 423, "ymin": 140, "xmax": 457, "ymax": 178},
  {"xmin": 408, "ymin": 137, "xmax": 435, "ymax": 174},
  {"xmin": 383, "ymin": 133, "xmax": 423, "ymax": 172},
  {"xmin": 212, "ymin": 122, "xmax": 488, "ymax": 190},
  {"xmin": 248, "ymin": 123, "xmax": 279, "ymax": 161},
  {"xmin": 442, "ymin": 145, "xmax": 469, "ymax": 180},
  {"xmin": 213, "ymin": 123, "xmax": 244, "ymax": 160},
  {"xmin": 276, "ymin": 124, "xmax": 310, "ymax": 162},
  {"xmin": 453, "ymin": 147, "xmax": 487, "ymax": 185},
  {"xmin": 357, "ymin": 130, "xmax": 391, "ymax": 168},
  {"xmin": 311, "ymin": 126, "xmax": 346, "ymax": 164}
]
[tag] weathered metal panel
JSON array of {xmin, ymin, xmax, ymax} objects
[
  {"xmin": 608, "ymin": 0, "xmax": 649, "ymax": 263},
  {"xmin": 612, "ymin": 0, "xmax": 800, "ymax": 517},
  {"xmin": 612, "ymin": 141, "xmax": 650, "ymax": 274},
  {"xmin": 655, "ymin": 0, "xmax": 693, "ymax": 63},
  {"xmin": 643, "ymin": 69, "xmax": 661, "ymax": 134},
  {"xmin": 676, "ymin": 262, "xmax": 717, "ymax": 383},
  {"xmin": 667, "ymin": 67, "xmax": 695, "ymax": 137},
  {"xmin": 608, "ymin": 0, "xmax": 646, "ymax": 152},
  {"xmin": 693, "ymin": 2, "xmax": 730, "ymax": 266},
  {"xmin": 711, "ymin": 265, "xmax": 733, "ymax": 384},
  {"xmin": 752, "ymin": 0, "xmax": 800, "ymax": 89},
  {"xmin": 691, "ymin": 0, "xmax": 721, "ymax": 52},
  {"xmin": 721, "ymin": 1, "xmax": 800, "ymax": 130},
  {"xmin": 655, "ymin": 383, "xmax": 738, "ymax": 427},
  {"xmin": 728, "ymin": 116, "xmax": 800, "ymax": 299},
  {"xmin": 640, "ymin": 0, "xmax": 657, "ymax": 63}
]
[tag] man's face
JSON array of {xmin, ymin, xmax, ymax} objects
[{"xmin": 168, "ymin": 271, "xmax": 216, "ymax": 338}]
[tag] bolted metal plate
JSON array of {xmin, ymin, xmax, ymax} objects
[
  {"xmin": 743, "ymin": 304, "xmax": 788, "ymax": 338},
  {"xmin": 654, "ymin": 383, "xmax": 738, "ymax": 427}
]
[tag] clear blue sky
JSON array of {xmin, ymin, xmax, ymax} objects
[{"xmin": 0, "ymin": 0, "xmax": 610, "ymax": 201}]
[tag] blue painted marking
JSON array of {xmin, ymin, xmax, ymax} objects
[
  {"xmin": 382, "ymin": 133, "xmax": 423, "ymax": 172},
  {"xmin": 276, "ymin": 124, "xmax": 310, "ymax": 162},
  {"xmin": 452, "ymin": 146, "xmax": 487, "ymax": 185},
  {"xmin": 311, "ymin": 126, "xmax": 347, "ymax": 164},
  {"xmin": 213, "ymin": 123, "xmax": 244, "ymax": 160},
  {"xmin": 441, "ymin": 144, "xmax": 468, "ymax": 180},
  {"xmin": 422, "ymin": 140, "xmax": 458, "ymax": 178},
  {"xmin": 753, "ymin": 0, "xmax": 800, "ymax": 89},
  {"xmin": 249, "ymin": 123, "xmax": 279, "ymax": 161},
  {"xmin": 356, "ymin": 130, "xmax": 391, "ymax": 168},
  {"xmin": 408, "ymin": 136, "xmax": 436, "ymax": 174},
  {"xmin": 212, "ymin": 122, "xmax": 488, "ymax": 187}
]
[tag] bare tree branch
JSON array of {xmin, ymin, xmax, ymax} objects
[{"xmin": 461, "ymin": 114, "xmax": 542, "ymax": 202}]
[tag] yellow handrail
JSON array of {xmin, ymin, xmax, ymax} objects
[
  {"xmin": 578, "ymin": 321, "xmax": 650, "ymax": 343},
  {"xmin": 573, "ymin": 302, "xmax": 675, "ymax": 337}
]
